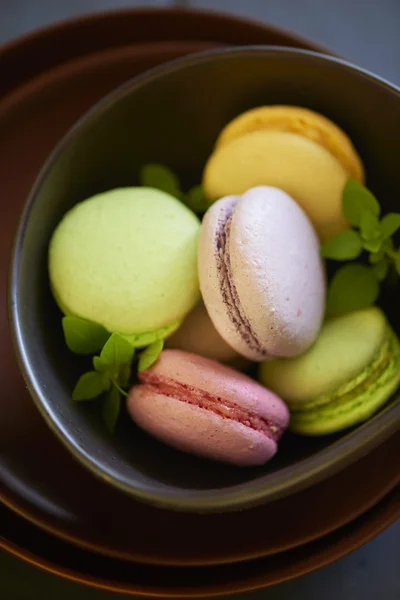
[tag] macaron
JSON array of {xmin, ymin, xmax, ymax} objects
[
  {"xmin": 259, "ymin": 307, "xmax": 400, "ymax": 436},
  {"xmin": 128, "ymin": 349, "xmax": 290, "ymax": 466},
  {"xmin": 166, "ymin": 300, "xmax": 246, "ymax": 367},
  {"xmin": 203, "ymin": 106, "xmax": 365, "ymax": 240},
  {"xmin": 215, "ymin": 105, "xmax": 364, "ymax": 182},
  {"xmin": 198, "ymin": 185, "xmax": 326, "ymax": 362},
  {"xmin": 49, "ymin": 187, "xmax": 200, "ymax": 334}
]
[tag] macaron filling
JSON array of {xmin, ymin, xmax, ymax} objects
[
  {"xmin": 289, "ymin": 325, "xmax": 400, "ymax": 429},
  {"xmin": 138, "ymin": 371, "xmax": 283, "ymax": 441},
  {"xmin": 215, "ymin": 198, "xmax": 270, "ymax": 359}
]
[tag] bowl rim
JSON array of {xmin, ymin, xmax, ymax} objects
[{"xmin": 9, "ymin": 45, "xmax": 400, "ymax": 512}]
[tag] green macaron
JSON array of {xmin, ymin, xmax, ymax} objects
[
  {"xmin": 259, "ymin": 307, "xmax": 400, "ymax": 435},
  {"xmin": 49, "ymin": 187, "xmax": 200, "ymax": 335}
]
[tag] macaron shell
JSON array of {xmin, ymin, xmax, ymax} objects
[
  {"xmin": 259, "ymin": 307, "xmax": 388, "ymax": 404},
  {"xmin": 165, "ymin": 300, "xmax": 246, "ymax": 366},
  {"xmin": 203, "ymin": 130, "xmax": 349, "ymax": 240},
  {"xmin": 128, "ymin": 386, "xmax": 277, "ymax": 466},
  {"xmin": 141, "ymin": 349, "xmax": 290, "ymax": 427},
  {"xmin": 198, "ymin": 187, "xmax": 326, "ymax": 361},
  {"xmin": 198, "ymin": 194, "xmax": 260, "ymax": 361},
  {"xmin": 288, "ymin": 327, "xmax": 400, "ymax": 435},
  {"xmin": 215, "ymin": 105, "xmax": 365, "ymax": 183},
  {"xmin": 49, "ymin": 187, "xmax": 200, "ymax": 333},
  {"xmin": 230, "ymin": 187, "xmax": 326, "ymax": 357}
]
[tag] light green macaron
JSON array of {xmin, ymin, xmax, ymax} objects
[
  {"xmin": 259, "ymin": 307, "xmax": 400, "ymax": 435},
  {"xmin": 49, "ymin": 187, "xmax": 200, "ymax": 334}
]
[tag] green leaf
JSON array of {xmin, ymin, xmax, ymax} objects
[
  {"xmin": 102, "ymin": 386, "xmax": 121, "ymax": 434},
  {"xmin": 363, "ymin": 237, "xmax": 384, "ymax": 253},
  {"xmin": 72, "ymin": 371, "xmax": 106, "ymax": 401},
  {"xmin": 372, "ymin": 258, "xmax": 389, "ymax": 282},
  {"xmin": 119, "ymin": 363, "xmax": 131, "ymax": 388},
  {"xmin": 360, "ymin": 209, "xmax": 382, "ymax": 241},
  {"xmin": 93, "ymin": 356, "xmax": 108, "ymax": 372},
  {"xmin": 342, "ymin": 178, "xmax": 380, "ymax": 227},
  {"xmin": 185, "ymin": 185, "xmax": 209, "ymax": 214},
  {"xmin": 138, "ymin": 340, "xmax": 164, "ymax": 372},
  {"xmin": 121, "ymin": 321, "xmax": 180, "ymax": 349},
  {"xmin": 381, "ymin": 213, "xmax": 400, "ymax": 240},
  {"xmin": 100, "ymin": 333, "xmax": 135, "ymax": 367},
  {"xmin": 395, "ymin": 251, "xmax": 400, "ymax": 276},
  {"xmin": 320, "ymin": 230, "xmax": 362, "ymax": 260},
  {"xmin": 92, "ymin": 357, "xmax": 112, "ymax": 390},
  {"xmin": 326, "ymin": 264, "xmax": 380, "ymax": 316},
  {"xmin": 62, "ymin": 316, "xmax": 110, "ymax": 355},
  {"xmin": 139, "ymin": 164, "xmax": 182, "ymax": 198},
  {"xmin": 369, "ymin": 238, "xmax": 393, "ymax": 264}
]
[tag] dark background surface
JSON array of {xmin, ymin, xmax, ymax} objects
[{"xmin": 0, "ymin": 0, "xmax": 399, "ymax": 598}]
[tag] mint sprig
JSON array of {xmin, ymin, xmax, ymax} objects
[
  {"xmin": 72, "ymin": 371, "xmax": 107, "ymax": 401},
  {"xmin": 62, "ymin": 316, "xmax": 110, "ymax": 354},
  {"xmin": 102, "ymin": 386, "xmax": 121, "ymax": 434},
  {"xmin": 321, "ymin": 178, "xmax": 400, "ymax": 316},
  {"xmin": 139, "ymin": 163, "xmax": 208, "ymax": 214},
  {"xmin": 140, "ymin": 164, "xmax": 182, "ymax": 199},
  {"xmin": 138, "ymin": 340, "xmax": 164, "ymax": 373},
  {"xmin": 64, "ymin": 321, "xmax": 167, "ymax": 432},
  {"xmin": 121, "ymin": 320, "xmax": 179, "ymax": 349},
  {"xmin": 326, "ymin": 264, "xmax": 379, "ymax": 316}
]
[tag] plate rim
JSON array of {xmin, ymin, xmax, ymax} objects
[{"xmin": 1, "ymin": 487, "xmax": 398, "ymax": 598}]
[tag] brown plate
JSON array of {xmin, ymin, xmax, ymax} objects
[
  {"xmin": 0, "ymin": 6, "xmax": 392, "ymax": 567},
  {"xmin": 1, "ymin": 487, "xmax": 399, "ymax": 597}
]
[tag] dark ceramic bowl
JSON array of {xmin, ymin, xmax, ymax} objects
[{"xmin": 9, "ymin": 47, "xmax": 400, "ymax": 513}]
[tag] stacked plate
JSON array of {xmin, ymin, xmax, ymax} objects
[{"xmin": 0, "ymin": 7, "xmax": 399, "ymax": 597}]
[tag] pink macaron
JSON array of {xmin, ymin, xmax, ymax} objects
[
  {"xmin": 198, "ymin": 186, "xmax": 326, "ymax": 361},
  {"xmin": 127, "ymin": 349, "xmax": 289, "ymax": 467}
]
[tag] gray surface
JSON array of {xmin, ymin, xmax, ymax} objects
[
  {"xmin": 1, "ymin": 0, "xmax": 399, "ymax": 84},
  {"xmin": 0, "ymin": 0, "xmax": 399, "ymax": 598},
  {"xmin": 193, "ymin": 0, "xmax": 400, "ymax": 84}
]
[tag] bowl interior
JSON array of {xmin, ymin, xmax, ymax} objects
[{"xmin": 10, "ymin": 48, "xmax": 400, "ymax": 511}]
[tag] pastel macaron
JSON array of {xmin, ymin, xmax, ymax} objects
[
  {"xmin": 166, "ymin": 300, "xmax": 246, "ymax": 367},
  {"xmin": 259, "ymin": 307, "xmax": 400, "ymax": 436},
  {"xmin": 49, "ymin": 187, "xmax": 200, "ymax": 334},
  {"xmin": 203, "ymin": 105, "xmax": 365, "ymax": 240},
  {"xmin": 198, "ymin": 185, "xmax": 326, "ymax": 362},
  {"xmin": 215, "ymin": 105, "xmax": 364, "ymax": 182},
  {"xmin": 128, "ymin": 349, "xmax": 290, "ymax": 466}
]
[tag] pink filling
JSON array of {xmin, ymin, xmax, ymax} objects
[{"xmin": 138, "ymin": 372, "xmax": 283, "ymax": 441}]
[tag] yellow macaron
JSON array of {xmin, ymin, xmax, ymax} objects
[
  {"xmin": 203, "ymin": 106, "xmax": 365, "ymax": 240},
  {"xmin": 215, "ymin": 105, "xmax": 364, "ymax": 182}
]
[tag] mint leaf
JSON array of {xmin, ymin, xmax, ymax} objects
[
  {"xmin": 363, "ymin": 237, "xmax": 384, "ymax": 253},
  {"xmin": 381, "ymin": 213, "xmax": 400, "ymax": 240},
  {"xmin": 100, "ymin": 333, "xmax": 134, "ymax": 367},
  {"xmin": 62, "ymin": 316, "xmax": 110, "ymax": 355},
  {"xmin": 138, "ymin": 340, "xmax": 164, "ymax": 372},
  {"xmin": 119, "ymin": 363, "xmax": 131, "ymax": 388},
  {"xmin": 121, "ymin": 321, "xmax": 180, "ymax": 349},
  {"xmin": 369, "ymin": 238, "xmax": 393, "ymax": 264},
  {"xmin": 395, "ymin": 252, "xmax": 400, "ymax": 276},
  {"xmin": 92, "ymin": 357, "xmax": 112, "ymax": 391},
  {"xmin": 72, "ymin": 371, "xmax": 106, "ymax": 401},
  {"xmin": 102, "ymin": 386, "xmax": 121, "ymax": 434},
  {"xmin": 372, "ymin": 258, "xmax": 389, "ymax": 282},
  {"xmin": 140, "ymin": 164, "xmax": 182, "ymax": 198},
  {"xmin": 326, "ymin": 264, "xmax": 379, "ymax": 316},
  {"xmin": 185, "ymin": 185, "xmax": 209, "ymax": 214},
  {"xmin": 321, "ymin": 230, "xmax": 362, "ymax": 260},
  {"xmin": 360, "ymin": 209, "xmax": 382, "ymax": 241},
  {"xmin": 342, "ymin": 178, "xmax": 380, "ymax": 227},
  {"xmin": 93, "ymin": 356, "xmax": 108, "ymax": 372}
]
